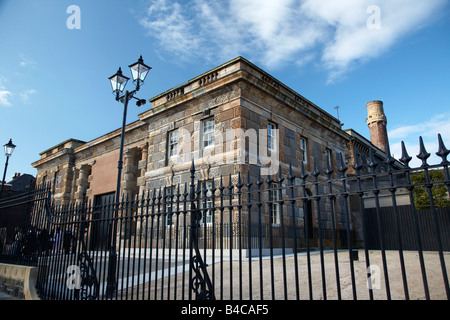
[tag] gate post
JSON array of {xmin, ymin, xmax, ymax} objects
[{"xmin": 188, "ymin": 160, "xmax": 215, "ymax": 300}]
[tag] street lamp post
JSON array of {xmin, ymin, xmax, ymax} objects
[
  {"xmin": 105, "ymin": 56, "xmax": 151, "ymax": 297},
  {"xmin": 0, "ymin": 139, "xmax": 16, "ymax": 199}
]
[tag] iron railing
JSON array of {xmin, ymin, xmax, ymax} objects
[{"xmin": 0, "ymin": 134, "xmax": 449, "ymax": 300}]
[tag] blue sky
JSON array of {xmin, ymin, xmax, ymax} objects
[{"xmin": 0, "ymin": 0, "xmax": 449, "ymax": 182}]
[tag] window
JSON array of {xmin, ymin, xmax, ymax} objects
[
  {"xmin": 300, "ymin": 138, "xmax": 307, "ymax": 164},
  {"xmin": 165, "ymin": 186, "xmax": 177, "ymax": 226},
  {"xmin": 53, "ymin": 171, "xmax": 60, "ymax": 191},
  {"xmin": 200, "ymin": 180, "xmax": 214, "ymax": 224},
  {"xmin": 267, "ymin": 122, "xmax": 276, "ymax": 152},
  {"xmin": 202, "ymin": 118, "xmax": 215, "ymax": 149},
  {"xmin": 325, "ymin": 148, "xmax": 332, "ymax": 167},
  {"xmin": 269, "ymin": 183, "xmax": 280, "ymax": 226},
  {"xmin": 168, "ymin": 130, "xmax": 178, "ymax": 158}
]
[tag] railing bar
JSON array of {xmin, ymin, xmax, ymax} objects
[
  {"xmin": 228, "ymin": 176, "xmax": 233, "ymax": 300},
  {"xmin": 257, "ymin": 173, "xmax": 264, "ymax": 300},
  {"xmin": 369, "ymin": 154, "xmax": 392, "ymax": 300},
  {"xmin": 47, "ymin": 210, "xmax": 58, "ymax": 300},
  {"xmin": 136, "ymin": 192, "xmax": 144, "ymax": 300},
  {"xmin": 160, "ymin": 187, "xmax": 167, "ymax": 300},
  {"xmin": 327, "ymin": 175, "xmax": 341, "ymax": 300},
  {"xmin": 219, "ymin": 177, "xmax": 224, "ymax": 300},
  {"xmin": 132, "ymin": 197, "xmax": 139, "ymax": 300},
  {"xmin": 128, "ymin": 197, "xmax": 135, "ymax": 300},
  {"xmin": 63, "ymin": 207, "xmax": 74, "ymax": 300},
  {"xmin": 173, "ymin": 186, "xmax": 181, "ymax": 300},
  {"xmin": 147, "ymin": 191, "xmax": 155, "ymax": 300},
  {"xmin": 300, "ymin": 164, "xmax": 313, "ymax": 300},
  {"xmin": 101, "ymin": 200, "xmax": 111, "ymax": 299},
  {"xmin": 117, "ymin": 197, "xmax": 125, "ymax": 300},
  {"xmin": 288, "ymin": 166, "xmax": 300, "ymax": 300},
  {"xmin": 141, "ymin": 191, "xmax": 149, "ymax": 301},
  {"xmin": 201, "ymin": 183, "xmax": 207, "ymax": 297},
  {"xmin": 353, "ymin": 153, "xmax": 374, "ymax": 300},
  {"xmin": 154, "ymin": 189, "xmax": 161, "ymax": 300},
  {"xmin": 387, "ymin": 162, "xmax": 410, "ymax": 300},
  {"xmin": 237, "ymin": 174, "xmax": 243, "ymax": 301},
  {"xmin": 338, "ymin": 153, "xmax": 357, "ymax": 300},
  {"xmin": 91, "ymin": 204, "xmax": 100, "ymax": 299},
  {"xmin": 266, "ymin": 180, "xmax": 275, "ymax": 300},
  {"xmin": 313, "ymin": 165, "xmax": 327, "ymax": 301},
  {"xmin": 56, "ymin": 213, "xmax": 67, "ymax": 300},
  {"xmin": 168, "ymin": 188, "xmax": 175, "ymax": 300},
  {"xmin": 246, "ymin": 174, "xmax": 253, "ymax": 300},
  {"xmin": 53, "ymin": 210, "xmax": 64, "ymax": 300},
  {"xmin": 278, "ymin": 176, "xmax": 288, "ymax": 300},
  {"xmin": 182, "ymin": 185, "xmax": 188, "ymax": 300},
  {"xmin": 423, "ymin": 166, "xmax": 450, "ymax": 299},
  {"xmin": 211, "ymin": 180, "xmax": 217, "ymax": 301}
]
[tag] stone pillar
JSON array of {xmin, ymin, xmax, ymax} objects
[
  {"xmin": 54, "ymin": 164, "xmax": 74, "ymax": 206},
  {"xmin": 121, "ymin": 149, "xmax": 138, "ymax": 199},
  {"xmin": 75, "ymin": 164, "xmax": 91, "ymax": 204},
  {"xmin": 137, "ymin": 144, "xmax": 148, "ymax": 195}
]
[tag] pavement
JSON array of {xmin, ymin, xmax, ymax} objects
[{"xmin": 0, "ymin": 291, "xmax": 21, "ymax": 300}]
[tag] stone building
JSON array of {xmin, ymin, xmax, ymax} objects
[{"xmin": 31, "ymin": 56, "xmax": 398, "ymax": 244}]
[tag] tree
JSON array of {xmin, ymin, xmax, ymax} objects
[{"xmin": 410, "ymin": 169, "xmax": 450, "ymax": 210}]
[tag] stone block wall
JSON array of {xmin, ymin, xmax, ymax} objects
[{"xmin": 0, "ymin": 264, "xmax": 40, "ymax": 300}]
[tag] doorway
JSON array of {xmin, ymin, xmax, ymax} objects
[{"xmin": 90, "ymin": 192, "xmax": 115, "ymax": 250}]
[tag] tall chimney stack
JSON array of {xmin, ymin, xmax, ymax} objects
[{"xmin": 366, "ymin": 100, "xmax": 389, "ymax": 153}]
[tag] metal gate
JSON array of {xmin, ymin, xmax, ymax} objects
[{"xmin": 1, "ymin": 135, "xmax": 449, "ymax": 300}]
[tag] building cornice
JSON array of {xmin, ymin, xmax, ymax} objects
[{"xmin": 138, "ymin": 56, "xmax": 344, "ymax": 137}]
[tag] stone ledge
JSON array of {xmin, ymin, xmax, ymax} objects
[{"xmin": 0, "ymin": 263, "xmax": 40, "ymax": 300}]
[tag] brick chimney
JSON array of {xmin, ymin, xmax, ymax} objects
[{"xmin": 366, "ymin": 100, "xmax": 389, "ymax": 153}]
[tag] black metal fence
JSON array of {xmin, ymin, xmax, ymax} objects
[
  {"xmin": 1, "ymin": 135, "xmax": 449, "ymax": 300},
  {"xmin": 364, "ymin": 206, "xmax": 450, "ymax": 251}
]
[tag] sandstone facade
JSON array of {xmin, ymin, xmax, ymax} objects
[{"xmin": 32, "ymin": 57, "xmax": 394, "ymax": 236}]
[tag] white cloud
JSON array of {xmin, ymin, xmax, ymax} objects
[
  {"xmin": 19, "ymin": 89, "xmax": 37, "ymax": 103},
  {"xmin": 0, "ymin": 90, "xmax": 12, "ymax": 107},
  {"xmin": 0, "ymin": 77, "xmax": 12, "ymax": 107},
  {"xmin": 19, "ymin": 54, "xmax": 37, "ymax": 68},
  {"xmin": 139, "ymin": 0, "xmax": 445, "ymax": 81},
  {"xmin": 388, "ymin": 112, "xmax": 450, "ymax": 167}
]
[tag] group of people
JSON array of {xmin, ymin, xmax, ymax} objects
[{"xmin": 1, "ymin": 226, "xmax": 78, "ymax": 260}]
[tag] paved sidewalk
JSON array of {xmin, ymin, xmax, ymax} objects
[{"xmin": 0, "ymin": 292, "xmax": 20, "ymax": 300}]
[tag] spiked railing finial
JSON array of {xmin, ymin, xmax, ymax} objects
[
  {"xmin": 417, "ymin": 136, "xmax": 430, "ymax": 168},
  {"xmin": 368, "ymin": 148, "xmax": 378, "ymax": 173},
  {"xmin": 400, "ymin": 141, "xmax": 412, "ymax": 168},
  {"xmin": 300, "ymin": 160, "xmax": 308, "ymax": 180},
  {"xmin": 338, "ymin": 152, "xmax": 348, "ymax": 174},
  {"xmin": 436, "ymin": 133, "xmax": 449, "ymax": 165}
]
